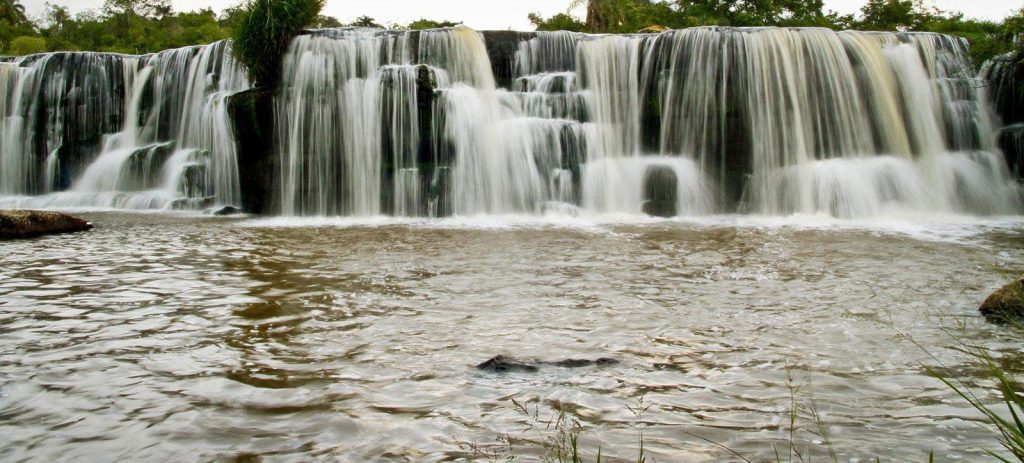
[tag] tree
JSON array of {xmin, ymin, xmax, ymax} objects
[
  {"xmin": 349, "ymin": 15, "xmax": 382, "ymax": 28},
  {"xmin": 405, "ymin": 18, "xmax": 462, "ymax": 30},
  {"xmin": 103, "ymin": 0, "xmax": 172, "ymax": 19},
  {"xmin": 312, "ymin": 15, "xmax": 342, "ymax": 28},
  {"xmin": 232, "ymin": 0, "xmax": 325, "ymax": 88},
  {"xmin": 0, "ymin": 0, "xmax": 27, "ymax": 26},
  {"xmin": 857, "ymin": 0, "xmax": 938, "ymax": 31},
  {"xmin": 567, "ymin": 0, "xmax": 629, "ymax": 33},
  {"xmin": 528, "ymin": 12, "xmax": 587, "ymax": 32},
  {"xmin": 9, "ymin": 35, "xmax": 44, "ymax": 54}
]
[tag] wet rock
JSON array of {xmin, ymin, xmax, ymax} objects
[
  {"xmin": 0, "ymin": 210, "xmax": 93, "ymax": 239},
  {"xmin": 478, "ymin": 355, "xmax": 539, "ymax": 373},
  {"xmin": 213, "ymin": 206, "xmax": 243, "ymax": 216},
  {"xmin": 983, "ymin": 52, "xmax": 1024, "ymax": 125},
  {"xmin": 980, "ymin": 277, "xmax": 1024, "ymax": 322},
  {"xmin": 482, "ymin": 30, "xmax": 537, "ymax": 89},
  {"xmin": 549, "ymin": 358, "xmax": 619, "ymax": 368},
  {"xmin": 998, "ymin": 124, "xmax": 1024, "ymax": 178},
  {"xmin": 643, "ymin": 164, "xmax": 678, "ymax": 217},
  {"xmin": 477, "ymin": 355, "xmax": 619, "ymax": 373}
]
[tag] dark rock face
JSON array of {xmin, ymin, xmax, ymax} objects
[
  {"xmin": 998, "ymin": 124, "xmax": 1024, "ymax": 178},
  {"xmin": 482, "ymin": 30, "xmax": 536, "ymax": 89},
  {"xmin": 984, "ymin": 52, "xmax": 1024, "ymax": 126},
  {"xmin": 0, "ymin": 210, "xmax": 93, "ymax": 239},
  {"xmin": 980, "ymin": 278, "xmax": 1024, "ymax": 322},
  {"xmin": 477, "ymin": 355, "xmax": 619, "ymax": 373},
  {"xmin": 643, "ymin": 164, "xmax": 678, "ymax": 217},
  {"xmin": 228, "ymin": 87, "xmax": 277, "ymax": 215}
]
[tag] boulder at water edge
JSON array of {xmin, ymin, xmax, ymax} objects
[
  {"xmin": 0, "ymin": 210, "xmax": 93, "ymax": 239},
  {"xmin": 980, "ymin": 277, "xmax": 1024, "ymax": 322}
]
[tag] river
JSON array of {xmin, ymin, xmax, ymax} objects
[{"xmin": 1, "ymin": 211, "xmax": 1022, "ymax": 461}]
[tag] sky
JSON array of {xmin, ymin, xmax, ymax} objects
[{"xmin": 20, "ymin": 0, "xmax": 1024, "ymax": 31}]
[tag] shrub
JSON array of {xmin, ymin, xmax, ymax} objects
[
  {"xmin": 8, "ymin": 35, "xmax": 45, "ymax": 55},
  {"xmin": 232, "ymin": 0, "xmax": 324, "ymax": 88}
]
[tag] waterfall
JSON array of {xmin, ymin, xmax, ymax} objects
[
  {"xmin": 0, "ymin": 41, "xmax": 248, "ymax": 210},
  {"xmin": 1, "ymin": 26, "xmax": 1021, "ymax": 218}
]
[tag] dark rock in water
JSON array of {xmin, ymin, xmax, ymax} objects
[
  {"xmin": 478, "ymin": 355, "xmax": 539, "ymax": 373},
  {"xmin": 0, "ymin": 210, "xmax": 93, "ymax": 239},
  {"xmin": 213, "ymin": 206, "xmax": 243, "ymax": 216},
  {"xmin": 980, "ymin": 278, "xmax": 1024, "ymax": 322},
  {"xmin": 477, "ymin": 355, "xmax": 619, "ymax": 373},
  {"xmin": 549, "ymin": 358, "xmax": 619, "ymax": 368},
  {"xmin": 643, "ymin": 164, "xmax": 678, "ymax": 217}
]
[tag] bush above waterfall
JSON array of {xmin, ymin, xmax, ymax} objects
[{"xmin": 231, "ymin": 0, "xmax": 325, "ymax": 88}]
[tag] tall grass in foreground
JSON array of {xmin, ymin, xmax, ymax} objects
[{"xmin": 926, "ymin": 346, "xmax": 1024, "ymax": 462}]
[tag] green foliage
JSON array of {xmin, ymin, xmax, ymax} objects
[
  {"xmin": 0, "ymin": 0, "xmax": 28, "ymax": 25},
  {"xmin": 232, "ymin": 0, "xmax": 324, "ymax": 88},
  {"xmin": 528, "ymin": 0, "xmax": 849, "ymax": 33},
  {"xmin": 0, "ymin": 0, "xmax": 34, "ymax": 54},
  {"xmin": 524, "ymin": 0, "xmax": 1018, "ymax": 68},
  {"xmin": 312, "ymin": 15, "xmax": 342, "ymax": 28},
  {"xmin": 405, "ymin": 18, "xmax": 463, "ymax": 30},
  {"xmin": 529, "ymin": 12, "xmax": 587, "ymax": 32},
  {"xmin": 349, "ymin": 15, "xmax": 382, "ymax": 28},
  {"xmin": 8, "ymin": 35, "xmax": 44, "ymax": 55}
]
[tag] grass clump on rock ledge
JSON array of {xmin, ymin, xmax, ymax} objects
[
  {"xmin": 0, "ymin": 210, "xmax": 93, "ymax": 239},
  {"xmin": 231, "ymin": 0, "xmax": 325, "ymax": 88}
]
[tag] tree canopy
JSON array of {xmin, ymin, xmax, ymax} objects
[
  {"xmin": 528, "ymin": 0, "xmax": 1023, "ymax": 65},
  {"xmin": 1, "ymin": 0, "xmax": 1021, "ymax": 69}
]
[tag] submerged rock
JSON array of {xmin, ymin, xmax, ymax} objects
[
  {"xmin": 477, "ymin": 355, "xmax": 619, "ymax": 373},
  {"xmin": 643, "ymin": 165, "xmax": 678, "ymax": 217},
  {"xmin": 980, "ymin": 278, "xmax": 1024, "ymax": 322},
  {"xmin": 0, "ymin": 210, "xmax": 93, "ymax": 239},
  {"xmin": 478, "ymin": 355, "xmax": 539, "ymax": 373},
  {"xmin": 213, "ymin": 206, "xmax": 243, "ymax": 216}
]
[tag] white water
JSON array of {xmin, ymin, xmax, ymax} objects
[
  {"xmin": 1, "ymin": 27, "xmax": 1021, "ymax": 218},
  {"xmin": 271, "ymin": 26, "xmax": 1022, "ymax": 219},
  {"xmin": 0, "ymin": 41, "xmax": 248, "ymax": 210}
]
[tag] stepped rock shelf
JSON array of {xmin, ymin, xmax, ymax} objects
[{"xmin": 1, "ymin": 26, "xmax": 1022, "ymax": 217}]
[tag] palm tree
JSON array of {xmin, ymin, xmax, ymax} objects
[
  {"xmin": 0, "ymin": 0, "xmax": 29, "ymax": 26},
  {"xmin": 567, "ymin": 0, "xmax": 628, "ymax": 33}
]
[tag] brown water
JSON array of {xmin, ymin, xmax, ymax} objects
[{"xmin": 1, "ymin": 212, "xmax": 1023, "ymax": 462}]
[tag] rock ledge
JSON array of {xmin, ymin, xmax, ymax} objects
[
  {"xmin": 0, "ymin": 210, "xmax": 94, "ymax": 239},
  {"xmin": 980, "ymin": 277, "xmax": 1024, "ymax": 322}
]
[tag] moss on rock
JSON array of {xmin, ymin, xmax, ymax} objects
[
  {"xmin": 980, "ymin": 277, "xmax": 1024, "ymax": 322},
  {"xmin": 0, "ymin": 210, "xmax": 93, "ymax": 239}
]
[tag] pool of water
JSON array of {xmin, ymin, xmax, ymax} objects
[{"xmin": 1, "ymin": 212, "xmax": 1023, "ymax": 462}]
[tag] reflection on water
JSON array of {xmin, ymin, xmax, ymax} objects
[{"xmin": 1, "ymin": 212, "xmax": 1023, "ymax": 461}]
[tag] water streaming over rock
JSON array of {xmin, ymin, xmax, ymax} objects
[
  {"xmin": 1, "ymin": 27, "xmax": 1021, "ymax": 217},
  {"xmin": 271, "ymin": 26, "xmax": 1022, "ymax": 218},
  {"xmin": 0, "ymin": 41, "xmax": 247, "ymax": 210}
]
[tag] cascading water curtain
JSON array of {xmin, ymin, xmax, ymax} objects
[
  {"xmin": 0, "ymin": 41, "xmax": 249, "ymax": 210},
  {"xmin": 272, "ymin": 26, "xmax": 1019, "ymax": 219},
  {"xmin": 5, "ymin": 26, "xmax": 1015, "ymax": 217}
]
